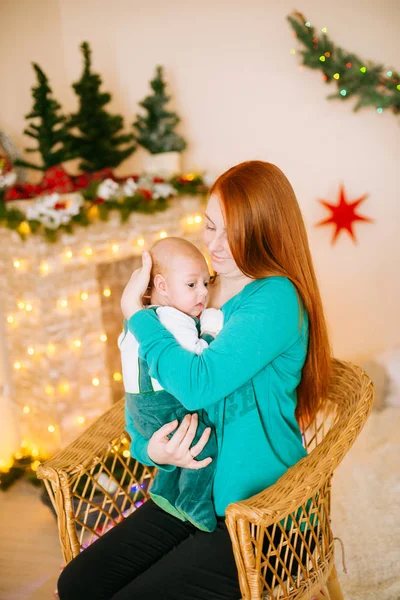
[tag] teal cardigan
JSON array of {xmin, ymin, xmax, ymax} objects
[{"xmin": 128, "ymin": 277, "xmax": 308, "ymax": 517}]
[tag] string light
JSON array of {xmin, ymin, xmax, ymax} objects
[
  {"xmin": 387, "ymin": 71, "xmax": 393, "ymax": 77},
  {"xmin": 137, "ymin": 238, "xmax": 145, "ymax": 247},
  {"xmin": 397, "ymin": 85, "xmax": 400, "ymax": 91},
  {"xmin": 25, "ymin": 304, "xmax": 33, "ymax": 312},
  {"xmin": 48, "ymin": 425, "xmax": 55, "ymax": 433},
  {"xmin": 46, "ymin": 343, "xmax": 56, "ymax": 355},
  {"xmin": 111, "ymin": 244, "xmax": 119, "ymax": 253},
  {"xmin": 13, "ymin": 260, "xmax": 21, "ymax": 269},
  {"xmin": 73, "ymin": 339, "xmax": 82, "ymax": 348},
  {"xmin": 100, "ymin": 333, "xmax": 107, "ymax": 342},
  {"xmin": 290, "ymin": 49, "xmax": 296, "ymax": 55},
  {"xmin": 77, "ymin": 416, "xmax": 85, "ymax": 424},
  {"xmin": 31, "ymin": 460, "xmax": 41, "ymax": 472},
  {"xmin": 194, "ymin": 215, "xmax": 202, "ymax": 223},
  {"xmin": 340, "ymin": 89, "xmax": 347, "ymax": 96},
  {"xmin": 22, "ymin": 406, "xmax": 30, "ymax": 414},
  {"xmin": 333, "ymin": 73, "xmax": 340, "ymax": 80},
  {"xmin": 103, "ymin": 288, "xmax": 111, "ymax": 297},
  {"xmin": 113, "ymin": 372, "xmax": 122, "ymax": 382},
  {"xmin": 305, "ymin": 21, "xmax": 311, "ymax": 27},
  {"xmin": 27, "ymin": 347, "xmax": 35, "ymax": 355},
  {"xmin": 121, "ymin": 437, "xmax": 128, "ymax": 445},
  {"xmin": 17, "ymin": 301, "xmax": 25, "ymax": 310},
  {"xmin": 31, "ymin": 448, "xmax": 39, "ymax": 457},
  {"xmin": 85, "ymin": 247, "xmax": 93, "ymax": 257},
  {"xmin": 186, "ymin": 217, "xmax": 194, "ymax": 225},
  {"xmin": 14, "ymin": 362, "xmax": 21, "ymax": 370},
  {"xmin": 59, "ymin": 298, "xmax": 68, "ymax": 308},
  {"xmin": 159, "ymin": 231, "xmax": 168, "ymax": 239},
  {"xmin": 92, "ymin": 378, "xmax": 100, "ymax": 386},
  {"xmin": 321, "ymin": 27, "xmax": 328, "ymax": 33},
  {"xmin": 377, "ymin": 108, "xmax": 383, "ymax": 114},
  {"xmin": 40, "ymin": 261, "xmax": 50, "ymax": 275},
  {"xmin": 122, "ymin": 450, "xmax": 130, "ymax": 458},
  {"xmin": 7, "ymin": 316, "xmax": 14, "ymax": 324},
  {"xmin": 319, "ymin": 56, "xmax": 326, "ymax": 62},
  {"xmin": 80, "ymin": 292, "xmax": 89, "ymax": 301},
  {"xmin": 64, "ymin": 250, "xmax": 73, "ymax": 259},
  {"xmin": 45, "ymin": 385, "xmax": 54, "ymax": 396},
  {"xmin": 360, "ymin": 66, "xmax": 367, "ymax": 73},
  {"xmin": 59, "ymin": 382, "xmax": 70, "ymax": 394}
]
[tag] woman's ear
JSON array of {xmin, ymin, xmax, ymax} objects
[{"xmin": 153, "ymin": 274, "xmax": 168, "ymax": 296}]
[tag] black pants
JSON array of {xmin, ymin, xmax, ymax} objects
[{"xmin": 57, "ymin": 499, "xmax": 242, "ymax": 600}]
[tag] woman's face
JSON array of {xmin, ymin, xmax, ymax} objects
[{"xmin": 203, "ymin": 193, "xmax": 242, "ymax": 277}]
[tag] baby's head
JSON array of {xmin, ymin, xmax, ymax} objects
[{"xmin": 149, "ymin": 237, "xmax": 210, "ymax": 317}]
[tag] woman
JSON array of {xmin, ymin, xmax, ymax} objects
[{"xmin": 58, "ymin": 160, "xmax": 331, "ymax": 600}]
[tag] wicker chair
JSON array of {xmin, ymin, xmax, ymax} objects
[{"xmin": 37, "ymin": 358, "xmax": 374, "ymax": 600}]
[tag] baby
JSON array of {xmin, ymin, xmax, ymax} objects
[{"xmin": 118, "ymin": 237, "xmax": 223, "ymax": 532}]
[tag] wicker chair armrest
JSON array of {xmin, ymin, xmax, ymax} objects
[
  {"xmin": 37, "ymin": 398, "xmax": 127, "ymax": 483},
  {"xmin": 226, "ymin": 452, "xmax": 330, "ymax": 531}
]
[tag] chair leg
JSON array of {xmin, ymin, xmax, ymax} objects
[{"xmin": 326, "ymin": 565, "xmax": 344, "ymax": 600}]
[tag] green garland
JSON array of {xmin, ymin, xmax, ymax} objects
[
  {"xmin": 0, "ymin": 450, "xmax": 43, "ymax": 491},
  {"xmin": 0, "ymin": 173, "xmax": 208, "ymax": 243},
  {"xmin": 287, "ymin": 11, "xmax": 400, "ymax": 115}
]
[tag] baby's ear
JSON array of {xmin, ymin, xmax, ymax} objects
[{"xmin": 153, "ymin": 274, "xmax": 168, "ymax": 295}]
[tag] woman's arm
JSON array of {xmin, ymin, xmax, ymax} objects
[{"xmin": 129, "ymin": 278, "xmax": 306, "ymax": 411}]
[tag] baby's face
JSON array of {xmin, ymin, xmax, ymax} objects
[{"xmin": 165, "ymin": 254, "xmax": 210, "ymax": 317}]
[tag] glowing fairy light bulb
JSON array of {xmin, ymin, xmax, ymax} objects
[{"xmin": 92, "ymin": 378, "xmax": 100, "ymax": 386}]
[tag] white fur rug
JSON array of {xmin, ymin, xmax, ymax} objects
[{"xmin": 331, "ymin": 406, "xmax": 400, "ymax": 600}]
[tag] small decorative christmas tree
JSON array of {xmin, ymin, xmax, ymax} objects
[
  {"xmin": 68, "ymin": 42, "xmax": 136, "ymax": 172},
  {"xmin": 133, "ymin": 66, "xmax": 187, "ymax": 155},
  {"xmin": 17, "ymin": 63, "xmax": 73, "ymax": 171}
]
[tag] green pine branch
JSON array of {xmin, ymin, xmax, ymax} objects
[
  {"xmin": 133, "ymin": 66, "xmax": 187, "ymax": 154},
  {"xmin": 16, "ymin": 63, "xmax": 74, "ymax": 171},
  {"xmin": 68, "ymin": 42, "xmax": 136, "ymax": 172},
  {"xmin": 287, "ymin": 11, "xmax": 400, "ymax": 116}
]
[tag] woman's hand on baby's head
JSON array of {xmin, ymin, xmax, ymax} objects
[
  {"xmin": 147, "ymin": 414, "xmax": 212, "ymax": 470},
  {"xmin": 121, "ymin": 252, "xmax": 152, "ymax": 319}
]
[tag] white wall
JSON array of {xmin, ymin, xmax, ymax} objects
[{"xmin": 1, "ymin": 0, "xmax": 399, "ymax": 363}]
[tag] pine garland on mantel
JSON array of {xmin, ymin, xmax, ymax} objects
[
  {"xmin": 0, "ymin": 169, "xmax": 208, "ymax": 243},
  {"xmin": 287, "ymin": 11, "xmax": 400, "ymax": 116}
]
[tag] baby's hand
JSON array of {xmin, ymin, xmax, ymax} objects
[{"xmin": 200, "ymin": 308, "xmax": 224, "ymax": 336}]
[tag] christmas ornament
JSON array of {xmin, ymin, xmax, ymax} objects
[{"xmin": 316, "ymin": 185, "xmax": 373, "ymax": 244}]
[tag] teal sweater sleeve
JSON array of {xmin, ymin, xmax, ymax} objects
[{"xmin": 128, "ymin": 278, "xmax": 304, "ymax": 411}]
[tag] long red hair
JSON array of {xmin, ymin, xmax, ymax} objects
[{"xmin": 210, "ymin": 160, "xmax": 331, "ymax": 426}]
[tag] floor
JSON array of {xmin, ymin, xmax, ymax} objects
[{"xmin": 0, "ymin": 481, "xmax": 61, "ymax": 600}]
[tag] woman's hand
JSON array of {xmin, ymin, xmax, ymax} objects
[
  {"xmin": 121, "ymin": 252, "xmax": 152, "ymax": 319},
  {"xmin": 147, "ymin": 414, "xmax": 213, "ymax": 469}
]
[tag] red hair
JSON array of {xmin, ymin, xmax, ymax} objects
[{"xmin": 210, "ymin": 160, "xmax": 331, "ymax": 426}]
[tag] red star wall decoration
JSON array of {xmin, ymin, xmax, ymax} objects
[{"xmin": 316, "ymin": 185, "xmax": 373, "ymax": 244}]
